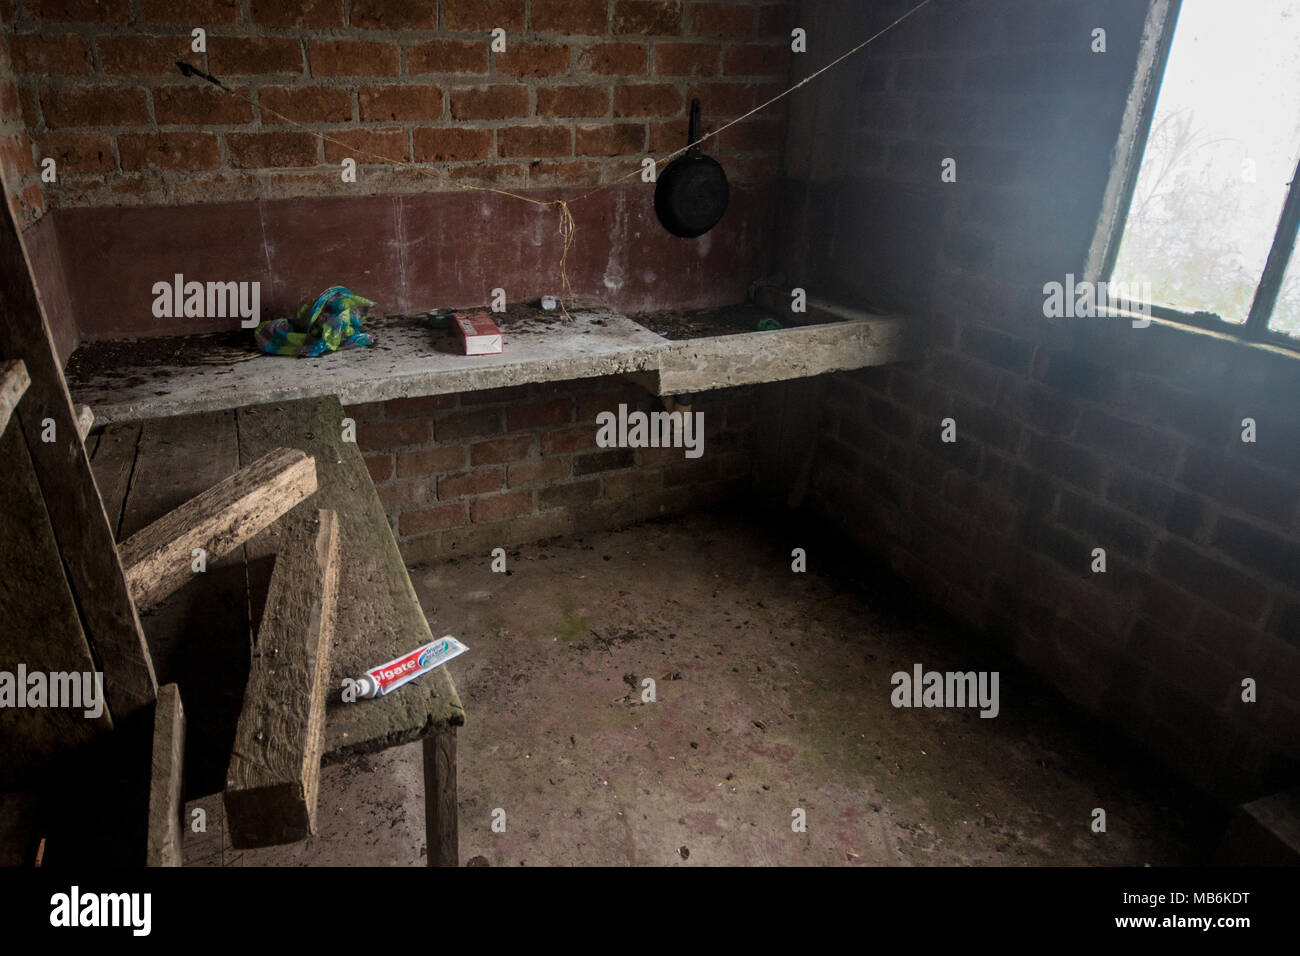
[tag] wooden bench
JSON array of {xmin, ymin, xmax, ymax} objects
[{"xmin": 87, "ymin": 396, "xmax": 466, "ymax": 866}]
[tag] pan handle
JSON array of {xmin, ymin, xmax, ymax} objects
[{"xmin": 687, "ymin": 99, "xmax": 701, "ymax": 151}]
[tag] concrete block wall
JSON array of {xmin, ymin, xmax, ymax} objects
[
  {"xmin": 1, "ymin": 0, "xmax": 793, "ymax": 208},
  {"xmin": 346, "ymin": 374, "xmax": 757, "ymax": 565},
  {"xmin": 782, "ymin": 0, "xmax": 1300, "ymax": 799}
]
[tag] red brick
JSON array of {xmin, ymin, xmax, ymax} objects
[
  {"xmin": 323, "ymin": 127, "xmax": 408, "ymax": 164},
  {"xmin": 351, "ymin": 0, "xmax": 436, "ymax": 29},
  {"xmin": 613, "ymin": 83, "xmax": 682, "ymax": 117},
  {"xmin": 412, "ymin": 127, "xmax": 491, "ymax": 162},
  {"xmin": 385, "ymin": 394, "xmax": 457, "ymax": 416},
  {"xmin": 471, "ymin": 435, "xmax": 536, "ymax": 465},
  {"xmin": 687, "ymin": 81, "xmax": 753, "ymax": 116},
  {"xmin": 155, "ymin": 84, "xmax": 253, "ymax": 125},
  {"xmin": 24, "ymin": 0, "xmax": 130, "ymax": 22},
  {"xmin": 537, "ymin": 85, "xmax": 609, "ymax": 118},
  {"xmin": 435, "ymin": 409, "xmax": 502, "ymax": 441},
  {"xmin": 723, "ymin": 42, "xmax": 790, "ymax": 76},
  {"xmin": 0, "ymin": 134, "xmax": 35, "ymax": 179},
  {"xmin": 407, "ymin": 40, "xmax": 489, "ymax": 75},
  {"xmin": 260, "ymin": 85, "xmax": 353, "ymax": 124},
  {"xmin": 448, "ymin": 85, "xmax": 529, "ymax": 119},
  {"xmin": 400, "ymin": 502, "xmax": 468, "ymax": 535},
  {"xmin": 98, "ymin": 35, "xmax": 197, "ymax": 76},
  {"xmin": 447, "ymin": 163, "xmax": 527, "ymax": 184},
  {"xmin": 577, "ymin": 43, "xmax": 648, "ymax": 76},
  {"xmin": 756, "ymin": 3, "xmax": 794, "ymax": 37},
  {"xmin": 118, "ymin": 131, "xmax": 219, "ymax": 170},
  {"xmin": 251, "ymin": 0, "xmax": 342, "ymax": 29},
  {"xmin": 364, "ymin": 453, "xmax": 393, "ymax": 483},
  {"xmin": 507, "ymin": 457, "xmax": 571, "ymax": 487},
  {"xmin": 602, "ymin": 469, "xmax": 663, "ymax": 499},
  {"xmin": 443, "ymin": 0, "xmax": 525, "ymax": 32},
  {"xmin": 41, "ymin": 87, "xmax": 149, "ymax": 128},
  {"xmin": 309, "ymin": 41, "xmax": 400, "ymax": 77},
  {"xmin": 396, "ymin": 445, "xmax": 466, "ymax": 477},
  {"xmin": 494, "ymin": 42, "xmax": 571, "ymax": 77},
  {"xmin": 226, "ymin": 130, "xmax": 318, "ymax": 167},
  {"xmin": 208, "ymin": 37, "xmax": 303, "ymax": 76},
  {"xmin": 359, "ymin": 85, "xmax": 442, "ymax": 122},
  {"xmin": 140, "ymin": 0, "xmax": 239, "ymax": 22},
  {"xmin": 8, "ymin": 34, "xmax": 93, "ymax": 75},
  {"xmin": 540, "ymin": 424, "xmax": 598, "ymax": 455},
  {"xmin": 532, "ymin": 0, "xmax": 606, "ymax": 35},
  {"xmin": 471, "ymin": 491, "xmax": 532, "ymax": 523},
  {"xmin": 655, "ymin": 42, "xmax": 721, "ymax": 76},
  {"xmin": 527, "ymin": 159, "xmax": 601, "ymax": 186},
  {"xmin": 498, "ymin": 125, "xmax": 572, "ymax": 158},
  {"xmin": 354, "ymin": 417, "xmax": 431, "ymax": 451},
  {"xmin": 439, "ymin": 467, "xmax": 504, "ymax": 499},
  {"xmin": 35, "ymin": 131, "xmax": 112, "ymax": 173},
  {"xmin": 648, "ymin": 118, "xmax": 690, "ymax": 151},
  {"xmin": 575, "ymin": 122, "xmax": 644, "ymax": 156},
  {"xmin": 612, "ymin": 0, "xmax": 683, "ymax": 35},
  {"xmin": 690, "ymin": 3, "xmax": 754, "ymax": 36},
  {"xmin": 503, "ymin": 398, "xmax": 572, "ymax": 431}
]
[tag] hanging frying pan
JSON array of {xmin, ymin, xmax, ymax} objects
[{"xmin": 654, "ymin": 99, "xmax": 730, "ymax": 238}]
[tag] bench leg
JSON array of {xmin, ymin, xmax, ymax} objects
[{"xmin": 422, "ymin": 728, "xmax": 458, "ymax": 867}]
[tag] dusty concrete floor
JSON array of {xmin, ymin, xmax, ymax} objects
[{"xmin": 184, "ymin": 508, "xmax": 1213, "ymax": 866}]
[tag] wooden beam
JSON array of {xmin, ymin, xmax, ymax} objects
[
  {"xmin": 0, "ymin": 358, "xmax": 29, "ymax": 437},
  {"xmin": 0, "ymin": 193, "xmax": 156, "ymax": 719},
  {"xmin": 118, "ymin": 447, "xmax": 317, "ymax": 612},
  {"xmin": 224, "ymin": 509, "xmax": 339, "ymax": 849},
  {"xmin": 145, "ymin": 683, "xmax": 185, "ymax": 867}
]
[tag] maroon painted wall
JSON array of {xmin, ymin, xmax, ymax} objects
[{"xmin": 56, "ymin": 182, "xmax": 775, "ymax": 339}]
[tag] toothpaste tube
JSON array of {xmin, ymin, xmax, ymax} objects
[{"xmin": 352, "ymin": 636, "xmax": 468, "ymax": 699}]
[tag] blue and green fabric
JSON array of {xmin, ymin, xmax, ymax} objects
[{"xmin": 255, "ymin": 286, "xmax": 376, "ymax": 357}]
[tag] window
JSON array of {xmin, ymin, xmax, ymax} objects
[{"xmin": 1105, "ymin": 0, "xmax": 1300, "ymax": 343}]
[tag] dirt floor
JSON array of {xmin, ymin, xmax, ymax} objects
[{"xmin": 183, "ymin": 507, "xmax": 1216, "ymax": 866}]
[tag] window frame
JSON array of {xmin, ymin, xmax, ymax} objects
[{"xmin": 1088, "ymin": 0, "xmax": 1300, "ymax": 350}]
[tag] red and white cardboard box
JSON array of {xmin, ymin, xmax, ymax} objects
[{"xmin": 453, "ymin": 311, "xmax": 503, "ymax": 355}]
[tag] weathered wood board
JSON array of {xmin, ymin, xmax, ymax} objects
[
  {"xmin": 235, "ymin": 399, "xmax": 465, "ymax": 763},
  {"xmin": 98, "ymin": 411, "xmax": 253, "ymax": 799},
  {"xmin": 145, "ymin": 683, "xmax": 185, "ymax": 867},
  {"xmin": 0, "ymin": 196, "xmax": 156, "ymax": 718},
  {"xmin": 119, "ymin": 446, "xmax": 317, "ymax": 611},
  {"xmin": 0, "ymin": 358, "xmax": 29, "ymax": 437},
  {"xmin": 0, "ymin": 422, "xmax": 112, "ymax": 789},
  {"xmin": 224, "ymin": 509, "xmax": 339, "ymax": 848}
]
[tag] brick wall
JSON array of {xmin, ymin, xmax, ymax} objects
[
  {"xmin": 2, "ymin": 0, "xmax": 792, "ymax": 208},
  {"xmin": 782, "ymin": 0, "xmax": 1300, "ymax": 800},
  {"xmin": 346, "ymin": 374, "xmax": 756, "ymax": 565}
]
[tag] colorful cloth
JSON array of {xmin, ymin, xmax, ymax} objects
[{"xmin": 255, "ymin": 286, "xmax": 376, "ymax": 357}]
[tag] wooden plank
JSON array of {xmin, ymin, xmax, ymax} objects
[
  {"xmin": 224, "ymin": 509, "xmax": 339, "ymax": 849},
  {"xmin": 0, "ymin": 358, "xmax": 29, "ymax": 437},
  {"xmin": 87, "ymin": 423, "xmax": 141, "ymax": 541},
  {"xmin": 145, "ymin": 683, "xmax": 185, "ymax": 867},
  {"xmin": 422, "ymin": 729, "xmax": 458, "ymax": 867},
  {"xmin": 118, "ymin": 446, "xmax": 317, "ymax": 612},
  {"xmin": 0, "ymin": 422, "xmax": 112, "ymax": 789},
  {"xmin": 235, "ymin": 398, "xmax": 465, "ymax": 763},
  {"xmin": 0, "ymin": 195, "xmax": 156, "ymax": 718},
  {"xmin": 116, "ymin": 411, "xmax": 251, "ymax": 799}
]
